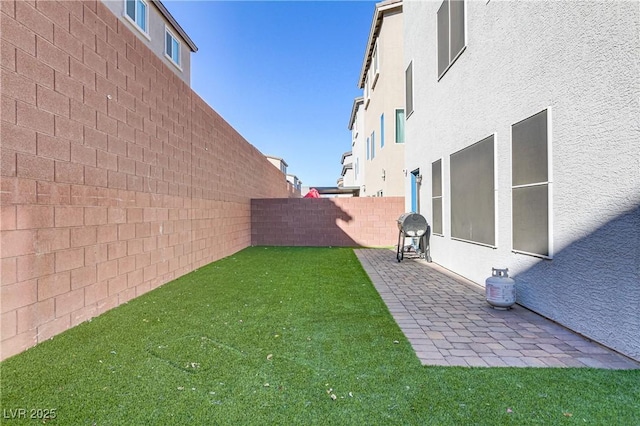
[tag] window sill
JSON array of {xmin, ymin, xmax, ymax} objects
[
  {"xmin": 123, "ymin": 14, "xmax": 150, "ymax": 41},
  {"xmin": 437, "ymin": 45, "xmax": 466, "ymax": 82},
  {"xmin": 371, "ymin": 71, "xmax": 379, "ymax": 90},
  {"xmin": 512, "ymin": 249, "xmax": 552, "ymax": 260},
  {"xmin": 164, "ymin": 53, "xmax": 183, "ymax": 72}
]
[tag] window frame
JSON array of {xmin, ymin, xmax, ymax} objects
[
  {"xmin": 395, "ymin": 108, "xmax": 405, "ymax": 143},
  {"xmin": 405, "ymin": 62, "xmax": 414, "ymax": 118},
  {"xmin": 432, "ymin": 159, "xmax": 443, "ymax": 236},
  {"xmin": 164, "ymin": 26, "xmax": 182, "ymax": 70},
  {"xmin": 123, "ymin": 0, "xmax": 150, "ymax": 38},
  {"xmin": 511, "ymin": 108, "xmax": 553, "ymax": 259},
  {"xmin": 449, "ymin": 134, "xmax": 497, "ymax": 248},
  {"xmin": 371, "ymin": 131, "xmax": 376, "ymax": 159},
  {"xmin": 380, "ymin": 113, "xmax": 385, "ymax": 148},
  {"xmin": 437, "ymin": 0, "xmax": 467, "ymax": 80},
  {"xmin": 371, "ymin": 42, "xmax": 380, "ymax": 89}
]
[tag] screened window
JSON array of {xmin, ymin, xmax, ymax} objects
[
  {"xmin": 437, "ymin": 0, "xmax": 465, "ymax": 78},
  {"xmin": 371, "ymin": 131, "xmax": 376, "ymax": 159},
  {"xmin": 395, "ymin": 109, "xmax": 405, "ymax": 143},
  {"xmin": 450, "ymin": 135, "xmax": 495, "ymax": 246},
  {"xmin": 380, "ymin": 114, "xmax": 385, "ymax": 148},
  {"xmin": 405, "ymin": 62, "xmax": 413, "ymax": 116},
  {"xmin": 165, "ymin": 28, "xmax": 181, "ymax": 67},
  {"xmin": 512, "ymin": 109, "xmax": 550, "ymax": 257},
  {"xmin": 432, "ymin": 159, "xmax": 443, "ymax": 235},
  {"xmin": 125, "ymin": 0, "xmax": 148, "ymax": 33}
]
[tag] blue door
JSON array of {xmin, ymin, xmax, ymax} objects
[{"xmin": 410, "ymin": 169, "xmax": 419, "ymax": 212}]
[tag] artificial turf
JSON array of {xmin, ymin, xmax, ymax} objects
[{"xmin": 1, "ymin": 247, "xmax": 638, "ymax": 425}]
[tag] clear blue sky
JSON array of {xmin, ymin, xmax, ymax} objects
[{"xmin": 163, "ymin": 1, "xmax": 377, "ymax": 187}]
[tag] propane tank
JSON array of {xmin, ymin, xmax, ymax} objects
[{"xmin": 485, "ymin": 268, "xmax": 516, "ymax": 310}]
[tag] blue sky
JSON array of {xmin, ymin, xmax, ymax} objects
[{"xmin": 163, "ymin": 1, "xmax": 377, "ymax": 187}]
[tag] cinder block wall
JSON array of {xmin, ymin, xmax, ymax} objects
[
  {"xmin": 252, "ymin": 197, "xmax": 405, "ymax": 247},
  {"xmin": 0, "ymin": 0, "xmax": 290, "ymax": 360}
]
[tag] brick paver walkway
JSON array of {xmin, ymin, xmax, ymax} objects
[{"xmin": 355, "ymin": 249, "xmax": 639, "ymax": 369}]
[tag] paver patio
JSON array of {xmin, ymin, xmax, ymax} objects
[{"xmin": 355, "ymin": 249, "xmax": 639, "ymax": 369}]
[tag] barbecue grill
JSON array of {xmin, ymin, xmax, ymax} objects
[{"xmin": 396, "ymin": 213, "xmax": 431, "ymax": 262}]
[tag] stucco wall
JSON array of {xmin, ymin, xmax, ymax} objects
[
  {"xmin": 404, "ymin": 0, "xmax": 639, "ymax": 360},
  {"xmin": 251, "ymin": 197, "xmax": 404, "ymax": 248},
  {"xmin": 1, "ymin": 0, "xmax": 289, "ymax": 360},
  {"xmin": 363, "ymin": 8, "xmax": 405, "ymax": 197}
]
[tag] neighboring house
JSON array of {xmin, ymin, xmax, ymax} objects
[
  {"xmin": 102, "ymin": 0, "xmax": 198, "ymax": 85},
  {"xmin": 404, "ymin": 0, "xmax": 639, "ymax": 361},
  {"xmin": 265, "ymin": 155, "xmax": 288, "ymax": 175},
  {"xmin": 347, "ymin": 97, "xmax": 366, "ymax": 194},
  {"xmin": 358, "ymin": 0, "xmax": 405, "ymax": 197},
  {"xmin": 286, "ymin": 174, "xmax": 302, "ymax": 197},
  {"xmin": 339, "ymin": 151, "xmax": 355, "ymax": 188}
]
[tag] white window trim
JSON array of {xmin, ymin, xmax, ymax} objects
[
  {"xmin": 406, "ymin": 61, "xmax": 414, "ymax": 119},
  {"xmin": 123, "ymin": 0, "xmax": 150, "ymax": 40},
  {"xmin": 371, "ymin": 42, "xmax": 380, "ymax": 89},
  {"xmin": 510, "ymin": 107, "xmax": 554, "ymax": 259},
  {"xmin": 164, "ymin": 26, "xmax": 183, "ymax": 71},
  {"xmin": 395, "ymin": 108, "xmax": 405, "ymax": 143}
]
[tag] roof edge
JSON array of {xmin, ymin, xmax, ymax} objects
[
  {"xmin": 153, "ymin": 0, "xmax": 198, "ymax": 52},
  {"xmin": 357, "ymin": 0, "xmax": 402, "ymax": 89}
]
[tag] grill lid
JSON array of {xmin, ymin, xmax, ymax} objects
[{"xmin": 397, "ymin": 213, "xmax": 428, "ymax": 237}]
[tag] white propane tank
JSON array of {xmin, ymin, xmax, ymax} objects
[{"xmin": 485, "ymin": 268, "xmax": 516, "ymax": 309}]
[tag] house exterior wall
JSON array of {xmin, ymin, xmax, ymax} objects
[
  {"xmin": 349, "ymin": 98, "xmax": 365, "ymax": 192},
  {"xmin": 404, "ymin": 0, "xmax": 640, "ymax": 360},
  {"xmin": 361, "ymin": 3, "xmax": 405, "ymax": 197},
  {"xmin": 0, "ymin": 0, "xmax": 289, "ymax": 360},
  {"xmin": 252, "ymin": 197, "xmax": 404, "ymax": 247},
  {"xmin": 101, "ymin": 0, "xmax": 191, "ymax": 85}
]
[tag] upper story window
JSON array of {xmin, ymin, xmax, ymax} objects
[
  {"xmin": 437, "ymin": 0, "xmax": 466, "ymax": 79},
  {"xmin": 165, "ymin": 27, "xmax": 181, "ymax": 68},
  {"xmin": 395, "ymin": 109, "xmax": 405, "ymax": 143},
  {"xmin": 371, "ymin": 131, "xmax": 376, "ymax": 159},
  {"xmin": 380, "ymin": 114, "xmax": 385, "ymax": 148},
  {"xmin": 364, "ymin": 75, "xmax": 370, "ymax": 109},
  {"xmin": 366, "ymin": 137, "xmax": 370, "ymax": 160},
  {"xmin": 125, "ymin": 0, "xmax": 148, "ymax": 34},
  {"xmin": 372, "ymin": 42, "xmax": 379, "ymax": 89},
  {"xmin": 405, "ymin": 62, "xmax": 414, "ymax": 117}
]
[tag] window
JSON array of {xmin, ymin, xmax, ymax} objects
[
  {"xmin": 364, "ymin": 76, "xmax": 370, "ymax": 108},
  {"xmin": 512, "ymin": 109, "xmax": 550, "ymax": 257},
  {"xmin": 395, "ymin": 109, "xmax": 405, "ymax": 143},
  {"xmin": 405, "ymin": 62, "xmax": 413, "ymax": 117},
  {"xmin": 432, "ymin": 159, "xmax": 443, "ymax": 235},
  {"xmin": 372, "ymin": 42, "xmax": 379, "ymax": 88},
  {"xmin": 125, "ymin": 0, "xmax": 148, "ymax": 33},
  {"xmin": 380, "ymin": 114, "xmax": 385, "ymax": 148},
  {"xmin": 437, "ymin": 0, "xmax": 465, "ymax": 79},
  {"xmin": 366, "ymin": 137, "xmax": 370, "ymax": 160},
  {"xmin": 450, "ymin": 135, "xmax": 495, "ymax": 246},
  {"xmin": 371, "ymin": 131, "xmax": 375, "ymax": 159},
  {"xmin": 165, "ymin": 28, "xmax": 181, "ymax": 68}
]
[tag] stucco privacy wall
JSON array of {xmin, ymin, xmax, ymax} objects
[
  {"xmin": 252, "ymin": 197, "xmax": 404, "ymax": 247},
  {"xmin": 0, "ymin": 0, "xmax": 290, "ymax": 360},
  {"xmin": 404, "ymin": 0, "xmax": 639, "ymax": 360}
]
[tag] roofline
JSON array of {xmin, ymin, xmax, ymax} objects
[
  {"xmin": 153, "ymin": 0, "xmax": 198, "ymax": 52},
  {"xmin": 358, "ymin": 0, "xmax": 402, "ymax": 89},
  {"xmin": 348, "ymin": 97, "xmax": 364, "ymax": 130}
]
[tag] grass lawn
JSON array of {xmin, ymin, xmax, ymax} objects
[{"xmin": 1, "ymin": 247, "xmax": 638, "ymax": 425}]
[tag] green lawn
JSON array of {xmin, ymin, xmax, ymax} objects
[{"xmin": 1, "ymin": 247, "xmax": 638, "ymax": 425}]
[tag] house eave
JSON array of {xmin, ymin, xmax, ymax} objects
[{"xmin": 357, "ymin": 0, "xmax": 402, "ymax": 89}]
